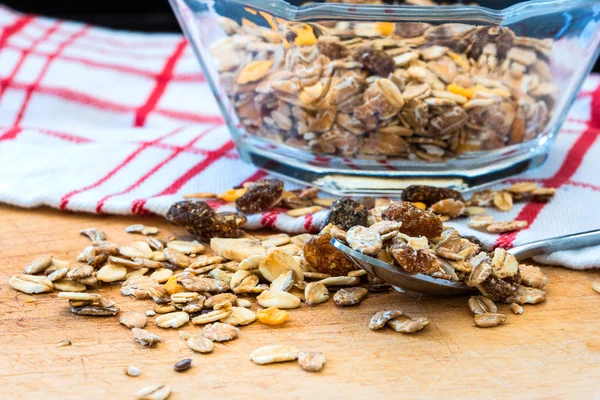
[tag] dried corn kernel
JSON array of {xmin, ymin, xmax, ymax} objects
[
  {"xmin": 256, "ymin": 306, "xmax": 289, "ymax": 325},
  {"xmin": 293, "ymin": 27, "xmax": 317, "ymax": 46},
  {"xmin": 447, "ymin": 83, "xmax": 475, "ymax": 99},
  {"xmin": 412, "ymin": 202, "xmax": 427, "ymax": 210},
  {"xmin": 164, "ymin": 275, "xmax": 186, "ymax": 295},
  {"xmin": 219, "ymin": 188, "xmax": 247, "ymax": 202},
  {"xmin": 375, "ymin": 22, "xmax": 395, "ymax": 37}
]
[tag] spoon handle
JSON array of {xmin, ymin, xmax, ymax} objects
[{"xmin": 508, "ymin": 229, "xmax": 600, "ymax": 261}]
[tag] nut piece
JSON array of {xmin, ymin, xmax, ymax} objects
[
  {"xmin": 510, "ymin": 303, "xmax": 524, "ymax": 315},
  {"xmin": 382, "ymin": 202, "xmax": 443, "ymax": 239},
  {"xmin": 120, "ymin": 312, "xmax": 148, "ymax": 329},
  {"xmin": 257, "ymin": 290, "xmax": 301, "ymax": 309},
  {"xmin": 346, "ymin": 226, "xmax": 382, "ymax": 255},
  {"xmin": 298, "ymin": 351, "xmax": 326, "ymax": 372},
  {"xmin": 473, "ymin": 313, "xmax": 507, "ymax": 328},
  {"xmin": 201, "ymin": 322, "xmax": 240, "ymax": 342},
  {"xmin": 401, "ymin": 185, "xmax": 464, "ymax": 207},
  {"xmin": 487, "ymin": 220, "xmax": 528, "ymax": 233},
  {"xmin": 235, "ymin": 179, "xmax": 284, "ymax": 214},
  {"xmin": 221, "ymin": 306, "xmax": 256, "ymax": 326},
  {"xmin": 155, "ymin": 312, "xmax": 190, "ymax": 328},
  {"xmin": 387, "ymin": 315, "xmax": 431, "ymax": 333},
  {"xmin": 305, "ymin": 282, "xmax": 329, "ymax": 306},
  {"xmin": 493, "ymin": 191, "xmax": 513, "ymax": 211},
  {"xmin": 23, "ymin": 255, "xmax": 52, "ymax": 275},
  {"xmin": 504, "ymin": 285, "xmax": 546, "ymax": 304},
  {"xmin": 125, "ymin": 365, "xmax": 141, "ymax": 377},
  {"xmin": 303, "ymin": 233, "xmax": 357, "ymax": 276},
  {"xmin": 369, "ymin": 310, "xmax": 403, "ymax": 330},
  {"xmin": 468, "ymin": 296, "xmax": 497, "ymax": 315},
  {"xmin": 257, "ymin": 306, "xmax": 289, "ymax": 325},
  {"xmin": 9, "ymin": 274, "xmax": 54, "ymax": 294},
  {"xmin": 333, "ymin": 287, "xmax": 368, "ymax": 306},
  {"xmin": 249, "ymin": 345, "xmax": 299, "ymax": 365},
  {"xmin": 187, "ymin": 336, "xmax": 214, "ymax": 353},
  {"xmin": 132, "ymin": 328, "xmax": 162, "ymax": 347},
  {"xmin": 136, "ymin": 384, "xmax": 171, "ymax": 400},
  {"xmin": 327, "ymin": 197, "xmax": 368, "ymax": 230},
  {"xmin": 174, "ymin": 359, "xmax": 192, "ymax": 372}
]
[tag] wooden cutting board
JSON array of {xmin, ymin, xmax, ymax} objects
[{"xmin": 1, "ymin": 204, "xmax": 599, "ymax": 399}]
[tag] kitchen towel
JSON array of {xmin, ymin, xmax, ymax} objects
[{"xmin": 0, "ymin": 6, "xmax": 598, "ymax": 268}]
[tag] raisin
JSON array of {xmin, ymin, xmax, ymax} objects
[
  {"xmin": 317, "ymin": 41, "xmax": 349, "ymax": 60},
  {"xmin": 389, "ymin": 239, "xmax": 440, "ymax": 274},
  {"xmin": 401, "ymin": 185, "xmax": 464, "ymax": 207},
  {"xmin": 327, "ymin": 197, "xmax": 368, "ymax": 231},
  {"xmin": 468, "ymin": 26, "xmax": 491, "ymax": 60},
  {"xmin": 477, "ymin": 270, "xmax": 521, "ymax": 302},
  {"xmin": 352, "ymin": 46, "xmax": 395, "ymax": 77},
  {"xmin": 235, "ymin": 179, "xmax": 284, "ymax": 214},
  {"xmin": 303, "ymin": 233, "xmax": 357, "ymax": 276},
  {"xmin": 166, "ymin": 201, "xmax": 216, "ymax": 240},
  {"xmin": 496, "ymin": 28, "xmax": 514, "ymax": 59},
  {"xmin": 381, "ymin": 201, "xmax": 443, "ymax": 239},
  {"xmin": 212, "ymin": 212, "xmax": 247, "ymax": 238}
]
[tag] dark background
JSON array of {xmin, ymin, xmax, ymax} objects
[{"xmin": 3, "ymin": 0, "xmax": 600, "ymax": 72}]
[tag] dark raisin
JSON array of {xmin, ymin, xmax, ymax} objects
[
  {"xmin": 235, "ymin": 179, "xmax": 284, "ymax": 214},
  {"xmin": 327, "ymin": 197, "xmax": 368, "ymax": 230},
  {"xmin": 401, "ymin": 185, "xmax": 464, "ymax": 207},
  {"xmin": 395, "ymin": 22, "xmax": 431, "ymax": 38},
  {"xmin": 468, "ymin": 26, "xmax": 491, "ymax": 60},
  {"xmin": 166, "ymin": 201, "xmax": 217, "ymax": 240},
  {"xmin": 303, "ymin": 232, "xmax": 358, "ymax": 276},
  {"xmin": 389, "ymin": 238, "xmax": 440, "ymax": 274},
  {"xmin": 212, "ymin": 211, "xmax": 247, "ymax": 238},
  {"xmin": 478, "ymin": 270, "xmax": 521, "ymax": 302},
  {"xmin": 174, "ymin": 359, "xmax": 192, "ymax": 372},
  {"xmin": 496, "ymin": 28, "xmax": 514, "ymax": 59},
  {"xmin": 382, "ymin": 201, "xmax": 443, "ymax": 239},
  {"xmin": 318, "ymin": 40, "xmax": 349, "ymax": 60},
  {"xmin": 352, "ymin": 46, "xmax": 395, "ymax": 77}
]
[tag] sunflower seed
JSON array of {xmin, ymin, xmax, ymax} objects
[{"xmin": 174, "ymin": 359, "xmax": 192, "ymax": 372}]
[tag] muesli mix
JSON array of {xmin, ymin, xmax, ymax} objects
[
  {"xmin": 10, "ymin": 178, "xmax": 580, "ymax": 396},
  {"xmin": 211, "ymin": 17, "xmax": 558, "ymax": 161}
]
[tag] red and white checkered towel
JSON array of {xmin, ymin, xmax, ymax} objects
[{"xmin": 0, "ymin": 6, "xmax": 598, "ymax": 269}]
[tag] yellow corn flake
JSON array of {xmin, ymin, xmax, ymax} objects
[
  {"xmin": 375, "ymin": 22, "xmax": 395, "ymax": 37},
  {"xmin": 257, "ymin": 306, "xmax": 289, "ymax": 325},
  {"xmin": 164, "ymin": 275, "xmax": 186, "ymax": 295},
  {"xmin": 219, "ymin": 188, "xmax": 247, "ymax": 202},
  {"xmin": 447, "ymin": 83, "xmax": 476, "ymax": 99},
  {"xmin": 293, "ymin": 28, "xmax": 317, "ymax": 46},
  {"xmin": 412, "ymin": 202, "xmax": 427, "ymax": 210}
]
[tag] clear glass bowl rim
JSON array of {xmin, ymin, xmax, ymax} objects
[{"xmin": 201, "ymin": 0, "xmax": 600, "ymax": 24}]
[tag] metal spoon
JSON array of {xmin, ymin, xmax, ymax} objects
[{"xmin": 331, "ymin": 229, "xmax": 600, "ymax": 296}]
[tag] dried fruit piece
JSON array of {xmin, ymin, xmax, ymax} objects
[
  {"xmin": 327, "ymin": 197, "xmax": 368, "ymax": 230},
  {"xmin": 235, "ymin": 179, "xmax": 284, "ymax": 214},
  {"xmin": 303, "ymin": 233, "xmax": 357, "ymax": 276},
  {"xmin": 165, "ymin": 200, "xmax": 216, "ymax": 241},
  {"xmin": 387, "ymin": 315, "xmax": 431, "ymax": 333},
  {"xmin": 353, "ymin": 46, "xmax": 395, "ymax": 77},
  {"xmin": 136, "ymin": 384, "xmax": 171, "ymax": 400},
  {"xmin": 382, "ymin": 202, "xmax": 442, "ymax": 239},
  {"xmin": 401, "ymin": 185, "xmax": 464, "ymax": 207},
  {"xmin": 473, "ymin": 313, "xmax": 506, "ymax": 328},
  {"xmin": 477, "ymin": 272, "xmax": 521, "ymax": 302},
  {"xmin": 389, "ymin": 238, "xmax": 440, "ymax": 274},
  {"xmin": 201, "ymin": 322, "xmax": 240, "ymax": 342},
  {"xmin": 132, "ymin": 328, "xmax": 162, "ymax": 347},
  {"xmin": 257, "ymin": 306, "xmax": 289, "ymax": 325},
  {"xmin": 257, "ymin": 290, "xmax": 301, "ymax": 309},
  {"xmin": 298, "ymin": 351, "xmax": 326, "ymax": 372},
  {"xmin": 369, "ymin": 310, "xmax": 403, "ymax": 330},
  {"xmin": 304, "ymin": 282, "xmax": 329, "ymax": 306},
  {"xmin": 187, "ymin": 336, "xmax": 214, "ymax": 353},
  {"xmin": 249, "ymin": 345, "xmax": 299, "ymax": 365},
  {"xmin": 468, "ymin": 296, "xmax": 497, "ymax": 315},
  {"xmin": 346, "ymin": 226, "xmax": 382, "ymax": 255},
  {"xmin": 333, "ymin": 287, "xmax": 368, "ymax": 306},
  {"xmin": 120, "ymin": 311, "xmax": 148, "ymax": 329}
]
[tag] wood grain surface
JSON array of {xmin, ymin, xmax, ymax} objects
[{"xmin": 1, "ymin": 204, "xmax": 599, "ymax": 400}]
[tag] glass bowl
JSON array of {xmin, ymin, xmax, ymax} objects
[{"xmin": 169, "ymin": 0, "xmax": 600, "ymax": 195}]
